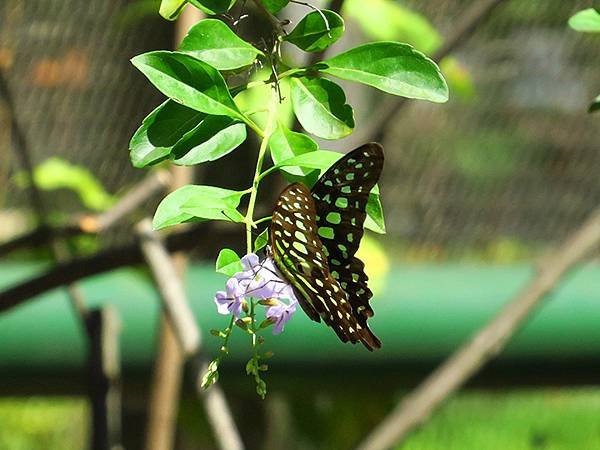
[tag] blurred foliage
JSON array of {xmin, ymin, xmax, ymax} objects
[
  {"xmin": 402, "ymin": 389, "xmax": 600, "ymax": 450},
  {"xmin": 0, "ymin": 398, "xmax": 87, "ymax": 450},
  {"xmin": 6, "ymin": 389, "xmax": 600, "ymax": 449},
  {"xmin": 14, "ymin": 158, "xmax": 115, "ymax": 212},
  {"xmin": 344, "ymin": 0, "xmax": 442, "ymax": 53},
  {"xmin": 176, "ymin": 387, "xmax": 600, "ymax": 449}
]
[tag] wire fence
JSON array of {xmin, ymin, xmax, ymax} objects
[{"xmin": 0, "ymin": 0, "xmax": 598, "ymax": 260}]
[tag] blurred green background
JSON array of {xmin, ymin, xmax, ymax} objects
[{"xmin": 1, "ymin": 0, "xmax": 599, "ymax": 448}]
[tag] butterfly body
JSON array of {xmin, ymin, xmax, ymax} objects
[{"xmin": 269, "ymin": 143, "xmax": 384, "ymax": 350}]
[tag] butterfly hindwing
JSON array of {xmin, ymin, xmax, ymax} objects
[
  {"xmin": 311, "ymin": 143, "xmax": 384, "ymax": 330},
  {"xmin": 270, "ymin": 183, "xmax": 380, "ymax": 349}
]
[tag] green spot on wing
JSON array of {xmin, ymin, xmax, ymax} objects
[
  {"xmin": 335, "ymin": 197, "xmax": 349, "ymax": 208},
  {"xmin": 326, "ymin": 212, "xmax": 342, "ymax": 224},
  {"xmin": 319, "ymin": 226, "xmax": 335, "ymax": 239}
]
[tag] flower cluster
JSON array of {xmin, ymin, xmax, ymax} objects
[{"xmin": 214, "ymin": 254, "xmax": 298, "ymax": 334}]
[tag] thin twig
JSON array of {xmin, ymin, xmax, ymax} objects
[
  {"xmin": 355, "ymin": 207, "xmax": 600, "ymax": 450},
  {"xmin": 79, "ymin": 169, "xmax": 171, "ymax": 233},
  {"xmin": 346, "ymin": 0, "xmax": 506, "ymax": 147},
  {"xmin": 0, "ymin": 169, "xmax": 171, "ymax": 257},
  {"xmin": 137, "ymin": 219, "xmax": 201, "ymax": 357}
]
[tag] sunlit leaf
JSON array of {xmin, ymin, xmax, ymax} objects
[
  {"xmin": 159, "ymin": 0, "xmax": 187, "ymax": 20},
  {"xmin": 179, "ymin": 19, "xmax": 264, "ymax": 70},
  {"xmin": 284, "ymin": 10, "xmax": 344, "ymax": 52},
  {"xmin": 318, "ymin": 42, "xmax": 448, "ymax": 103},
  {"xmin": 153, "ymin": 185, "xmax": 246, "ymax": 229},
  {"xmin": 290, "ymin": 76, "xmax": 354, "ymax": 139},
  {"xmin": 129, "ymin": 100, "xmax": 205, "ymax": 168},
  {"xmin": 131, "ymin": 51, "xmax": 245, "ymax": 120},
  {"xmin": 269, "ymin": 122, "xmax": 318, "ymax": 177},
  {"xmin": 216, "ymin": 248, "xmax": 243, "ymax": 276},
  {"xmin": 172, "ymin": 117, "xmax": 247, "ymax": 165}
]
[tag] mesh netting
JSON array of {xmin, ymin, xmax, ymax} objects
[{"xmin": 0, "ymin": 0, "xmax": 598, "ymax": 260}]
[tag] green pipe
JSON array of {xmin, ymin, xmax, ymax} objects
[{"xmin": 0, "ymin": 262, "xmax": 599, "ymax": 373}]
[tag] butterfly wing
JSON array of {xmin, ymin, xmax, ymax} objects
[
  {"xmin": 270, "ymin": 183, "xmax": 380, "ymax": 350},
  {"xmin": 311, "ymin": 143, "xmax": 384, "ymax": 341}
]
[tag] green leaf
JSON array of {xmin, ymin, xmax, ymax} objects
[
  {"xmin": 290, "ymin": 76, "xmax": 354, "ymax": 139},
  {"xmin": 589, "ymin": 95, "xmax": 600, "ymax": 113},
  {"xmin": 235, "ymin": 68, "xmax": 294, "ymax": 130},
  {"xmin": 179, "ymin": 19, "xmax": 264, "ymax": 70},
  {"xmin": 318, "ymin": 42, "xmax": 448, "ymax": 103},
  {"xmin": 271, "ymin": 149, "xmax": 343, "ymax": 173},
  {"xmin": 153, "ymin": 185, "xmax": 246, "ymax": 229},
  {"xmin": 269, "ymin": 122, "xmax": 318, "ymax": 177},
  {"xmin": 364, "ymin": 191, "xmax": 386, "ymax": 234},
  {"xmin": 216, "ymin": 248, "xmax": 243, "ymax": 276},
  {"xmin": 172, "ymin": 117, "xmax": 247, "ymax": 165},
  {"xmin": 32, "ymin": 158, "xmax": 115, "ymax": 212},
  {"xmin": 344, "ymin": 0, "xmax": 441, "ymax": 53},
  {"xmin": 284, "ymin": 10, "xmax": 344, "ymax": 52},
  {"xmin": 129, "ymin": 100, "xmax": 205, "ymax": 168},
  {"xmin": 568, "ymin": 8, "xmax": 600, "ymax": 33},
  {"xmin": 189, "ymin": 0, "xmax": 236, "ymax": 15},
  {"xmin": 254, "ymin": 228, "xmax": 269, "ymax": 252},
  {"xmin": 131, "ymin": 51, "xmax": 245, "ymax": 120},
  {"xmin": 159, "ymin": 0, "xmax": 187, "ymax": 20},
  {"xmin": 262, "ymin": 0, "xmax": 289, "ymax": 13}
]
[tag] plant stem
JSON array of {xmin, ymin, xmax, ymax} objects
[{"xmin": 244, "ymin": 86, "xmax": 279, "ymax": 254}]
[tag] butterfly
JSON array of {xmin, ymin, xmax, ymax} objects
[{"xmin": 269, "ymin": 143, "xmax": 384, "ymax": 350}]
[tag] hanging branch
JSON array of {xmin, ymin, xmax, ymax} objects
[{"xmin": 355, "ymin": 207, "xmax": 600, "ymax": 450}]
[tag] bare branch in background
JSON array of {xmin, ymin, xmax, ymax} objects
[
  {"xmin": 79, "ymin": 169, "xmax": 171, "ymax": 233},
  {"xmin": 136, "ymin": 218, "xmax": 245, "ymax": 450},
  {"xmin": 86, "ymin": 307, "xmax": 123, "ymax": 450},
  {"xmin": 137, "ymin": 219, "xmax": 201, "ymax": 357},
  {"xmin": 355, "ymin": 207, "xmax": 600, "ymax": 450}
]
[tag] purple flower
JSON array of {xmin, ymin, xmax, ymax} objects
[
  {"xmin": 214, "ymin": 253, "xmax": 298, "ymax": 334},
  {"xmin": 235, "ymin": 255, "xmax": 297, "ymax": 303},
  {"xmin": 266, "ymin": 298, "xmax": 298, "ymax": 335},
  {"xmin": 214, "ymin": 277, "xmax": 246, "ymax": 318}
]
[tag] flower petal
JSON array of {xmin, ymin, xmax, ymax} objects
[{"xmin": 241, "ymin": 253, "xmax": 260, "ymax": 271}]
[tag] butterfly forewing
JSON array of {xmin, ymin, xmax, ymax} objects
[
  {"xmin": 311, "ymin": 143, "xmax": 384, "ymax": 329},
  {"xmin": 270, "ymin": 183, "xmax": 380, "ymax": 349}
]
